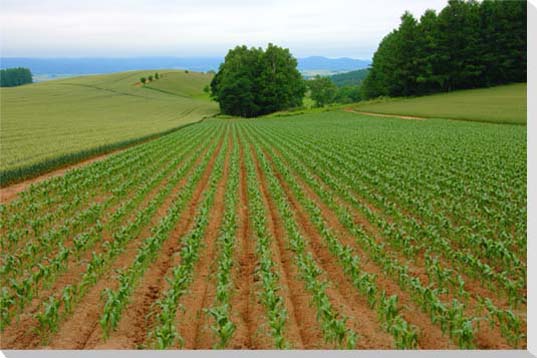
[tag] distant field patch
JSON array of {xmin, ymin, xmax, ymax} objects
[
  {"xmin": 349, "ymin": 83, "xmax": 526, "ymax": 125},
  {"xmin": 0, "ymin": 70, "xmax": 217, "ymax": 184}
]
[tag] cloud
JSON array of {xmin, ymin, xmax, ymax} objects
[{"xmin": 0, "ymin": 0, "xmax": 447, "ymax": 58}]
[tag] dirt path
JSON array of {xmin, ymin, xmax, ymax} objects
[
  {"xmin": 0, "ymin": 150, "xmax": 125, "ymax": 204},
  {"xmin": 343, "ymin": 108, "xmax": 427, "ymax": 121}
]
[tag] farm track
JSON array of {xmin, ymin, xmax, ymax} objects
[{"xmin": 0, "ymin": 115, "xmax": 526, "ymax": 349}]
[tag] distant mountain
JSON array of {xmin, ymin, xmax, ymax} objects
[
  {"xmin": 0, "ymin": 57, "xmax": 222, "ymax": 76},
  {"xmin": 0, "ymin": 56, "xmax": 371, "ymax": 80},
  {"xmin": 297, "ymin": 56, "xmax": 370, "ymax": 72},
  {"xmin": 330, "ymin": 68, "xmax": 370, "ymax": 87}
]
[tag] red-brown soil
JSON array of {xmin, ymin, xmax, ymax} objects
[{"xmin": 0, "ymin": 124, "xmax": 525, "ymax": 350}]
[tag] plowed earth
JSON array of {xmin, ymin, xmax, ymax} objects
[{"xmin": 0, "ymin": 114, "xmax": 526, "ymax": 349}]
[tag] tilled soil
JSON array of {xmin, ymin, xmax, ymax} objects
[{"xmin": 1, "ymin": 120, "xmax": 526, "ymax": 350}]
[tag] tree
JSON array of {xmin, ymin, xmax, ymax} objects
[
  {"xmin": 308, "ymin": 75, "xmax": 337, "ymax": 107},
  {"xmin": 155, "ymin": 72, "xmax": 159, "ymax": 79},
  {"xmin": 140, "ymin": 77, "xmax": 147, "ymax": 85},
  {"xmin": 148, "ymin": 75, "xmax": 153, "ymax": 82},
  {"xmin": 0, "ymin": 67, "xmax": 33, "ymax": 87},
  {"xmin": 361, "ymin": 0, "xmax": 526, "ymax": 100},
  {"xmin": 210, "ymin": 43, "xmax": 305, "ymax": 117},
  {"xmin": 334, "ymin": 85, "xmax": 361, "ymax": 104}
]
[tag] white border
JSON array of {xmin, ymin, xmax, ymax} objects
[{"xmin": 527, "ymin": 0, "xmax": 536, "ymax": 356}]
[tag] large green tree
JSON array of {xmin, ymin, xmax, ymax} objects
[
  {"xmin": 361, "ymin": 0, "xmax": 526, "ymax": 100},
  {"xmin": 308, "ymin": 75, "xmax": 337, "ymax": 107},
  {"xmin": 210, "ymin": 44, "xmax": 305, "ymax": 117},
  {"xmin": 0, "ymin": 68, "xmax": 33, "ymax": 87}
]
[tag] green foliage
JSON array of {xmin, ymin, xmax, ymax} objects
[
  {"xmin": 210, "ymin": 43, "xmax": 306, "ymax": 117},
  {"xmin": 330, "ymin": 69, "xmax": 369, "ymax": 87},
  {"xmin": 362, "ymin": 0, "xmax": 526, "ymax": 99},
  {"xmin": 334, "ymin": 85, "xmax": 361, "ymax": 104},
  {"xmin": 140, "ymin": 77, "xmax": 147, "ymax": 84},
  {"xmin": 154, "ymin": 72, "xmax": 159, "ymax": 79},
  {"xmin": 0, "ymin": 67, "xmax": 32, "ymax": 87},
  {"xmin": 148, "ymin": 75, "xmax": 153, "ymax": 82},
  {"xmin": 308, "ymin": 75, "xmax": 337, "ymax": 107}
]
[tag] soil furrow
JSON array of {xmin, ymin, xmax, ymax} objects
[
  {"xmin": 84, "ymin": 133, "xmax": 226, "ymax": 349},
  {"xmin": 249, "ymin": 145, "xmax": 324, "ymax": 349},
  {"xmin": 228, "ymin": 145, "xmax": 258, "ymax": 349},
  {"xmin": 261, "ymin": 148, "xmax": 394, "ymax": 349},
  {"xmin": 0, "ymin": 139, "xmax": 207, "ymax": 349},
  {"xmin": 181, "ymin": 138, "xmax": 232, "ymax": 349}
]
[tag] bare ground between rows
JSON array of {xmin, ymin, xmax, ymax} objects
[
  {"xmin": 249, "ymin": 143, "xmax": 328, "ymax": 349},
  {"xmin": 85, "ymin": 135, "xmax": 226, "ymax": 349},
  {"xmin": 0, "ymin": 138, "xmax": 209, "ymax": 349},
  {"xmin": 263, "ymin": 144, "xmax": 454, "ymax": 349},
  {"xmin": 265, "ymin": 141, "xmax": 518, "ymax": 348},
  {"xmin": 174, "ymin": 136, "xmax": 232, "ymax": 349},
  {"xmin": 32, "ymin": 135, "xmax": 223, "ymax": 349},
  {"xmin": 227, "ymin": 145, "xmax": 264, "ymax": 349},
  {"xmin": 261, "ymin": 147, "xmax": 395, "ymax": 349}
]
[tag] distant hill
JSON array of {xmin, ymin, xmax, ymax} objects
[
  {"xmin": 0, "ymin": 56, "xmax": 371, "ymax": 80},
  {"xmin": 330, "ymin": 69, "xmax": 370, "ymax": 87},
  {"xmin": 297, "ymin": 56, "xmax": 370, "ymax": 72},
  {"xmin": 0, "ymin": 70, "xmax": 217, "ymax": 182}
]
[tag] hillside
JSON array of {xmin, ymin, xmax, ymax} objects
[
  {"xmin": 349, "ymin": 83, "xmax": 526, "ymax": 125},
  {"xmin": 330, "ymin": 69, "xmax": 369, "ymax": 87},
  {"xmin": 0, "ymin": 70, "xmax": 217, "ymax": 184}
]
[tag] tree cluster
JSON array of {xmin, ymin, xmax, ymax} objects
[
  {"xmin": 308, "ymin": 75, "xmax": 361, "ymax": 107},
  {"xmin": 330, "ymin": 69, "xmax": 369, "ymax": 87},
  {"xmin": 210, "ymin": 44, "xmax": 306, "ymax": 117},
  {"xmin": 140, "ymin": 72, "xmax": 160, "ymax": 85},
  {"xmin": 0, "ymin": 67, "xmax": 33, "ymax": 87},
  {"xmin": 361, "ymin": 0, "xmax": 526, "ymax": 99}
]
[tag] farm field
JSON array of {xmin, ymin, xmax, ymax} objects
[
  {"xmin": 349, "ymin": 83, "xmax": 526, "ymax": 125},
  {"xmin": 0, "ymin": 70, "xmax": 217, "ymax": 185},
  {"xmin": 0, "ymin": 111, "xmax": 526, "ymax": 349}
]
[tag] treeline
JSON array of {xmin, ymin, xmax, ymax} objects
[
  {"xmin": 361, "ymin": 0, "xmax": 526, "ymax": 99},
  {"xmin": 308, "ymin": 75, "xmax": 361, "ymax": 107},
  {"xmin": 210, "ymin": 44, "xmax": 305, "ymax": 117},
  {"xmin": 330, "ymin": 69, "xmax": 369, "ymax": 87},
  {"xmin": 0, "ymin": 67, "xmax": 33, "ymax": 87}
]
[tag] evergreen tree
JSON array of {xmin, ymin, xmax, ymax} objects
[{"xmin": 361, "ymin": 0, "xmax": 526, "ymax": 99}]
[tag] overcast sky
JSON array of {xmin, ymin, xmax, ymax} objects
[{"xmin": 0, "ymin": 0, "xmax": 448, "ymax": 59}]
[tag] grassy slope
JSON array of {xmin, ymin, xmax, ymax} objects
[
  {"xmin": 0, "ymin": 70, "xmax": 218, "ymax": 177},
  {"xmin": 350, "ymin": 83, "xmax": 526, "ymax": 124}
]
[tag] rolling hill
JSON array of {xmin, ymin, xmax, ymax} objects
[
  {"xmin": 0, "ymin": 70, "xmax": 217, "ymax": 184},
  {"xmin": 348, "ymin": 83, "xmax": 526, "ymax": 125}
]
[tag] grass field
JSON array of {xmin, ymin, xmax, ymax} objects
[
  {"xmin": 349, "ymin": 83, "xmax": 526, "ymax": 124},
  {"xmin": 0, "ymin": 111, "xmax": 526, "ymax": 349},
  {"xmin": 0, "ymin": 70, "xmax": 217, "ymax": 184}
]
